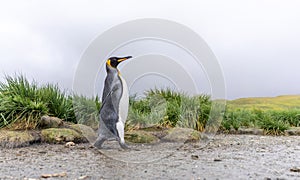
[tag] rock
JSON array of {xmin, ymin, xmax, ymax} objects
[
  {"xmin": 40, "ymin": 115, "xmax": 63, "ymax": 128},
  {"xmin": 253, "ymin": 129, "xmax": 264, "ymax": 135},
  {"xmin": 70, "ymin": 124, "xmax": 97, "ymax": 142},
  {"xmin": 290, "ymin": 167, "xmax": 300, "ymax": 172},
  {"xmin": 162, "ymin": 128, "xmax": 200, "ymax": 143},
  {"xmin": 65, "ymin": 141, "xmax": 76, "ymax": 147},
  {"xmin": 41, "ymin": 128, "xmax": 85, "ymax": 143},
  {"xmin": 78, "ymin": 175, "xmax": 91, "ymax": 180},
  {"xmin": 52, "ymin": 172, "xmax": 67, "ymax": 177},
  {"xmin": 229, "ymin": 127, "xmax": 237, "ymax": 134},
  {"xmin": 191, "ymin": 155, "xmax": 199, "ymax": 160},
  {"xmin": 125, "ymin": 130, "xmax": 159, "ymax": 143},
  {"xmin": 41, "ymin": 172, "xmax": 67, "ymax": 178},
  {"xmin": 0, "ymin": 130, "xmax": 40, "ymax": 148},
  {"xmin": 214, "ymin": 158, "xmax": 222, "ymax": 162},
  {"xmin": 285, "ymin": 127, "xmax": 300, "ymax": 136},
  {"xmin": 41, "ymin": 174, "xmax": 52, "ymax": 178},
  {"xmin": 238, "ymin": 128, "xmax": 264, "ymax": 135}
]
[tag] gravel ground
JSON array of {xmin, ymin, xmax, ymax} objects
[{"xmin": 1, "ymin": 134, "xmax": 300, "ymax": 180}]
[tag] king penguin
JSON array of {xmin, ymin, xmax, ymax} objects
[{"xmin": 94, "ymin": 56, "xmax": 132, "ymax": 149}]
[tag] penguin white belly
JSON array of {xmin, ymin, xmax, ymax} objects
[
  {"xmin": 118, "ymin": 75, "xmax": 129, "ymax": 124},
  {"xmin": 115, "ymin": 75, "xmax": 128, "ymax": 144}
]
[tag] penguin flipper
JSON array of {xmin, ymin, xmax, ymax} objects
[{"xmin": 100, "ymin": 111, "xmax": 120, "ymax": 137}]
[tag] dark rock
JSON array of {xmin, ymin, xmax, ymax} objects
[
  {"xmin": 214, "ymin": 158, "xmax": 222, "ymax": 162},
  {"xmin": 40, "ymin": 115, "xmax": 63, "ymax": 128}
]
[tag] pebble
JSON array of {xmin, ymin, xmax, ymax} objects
[
  {"xmin": 41, "ymin": 174, "xmax": 52, "ymax": 178},
  {"xmin": 41, "ymin": 172, "xmax": 67, "ymax": 178},
  {"xmin": 65, "ymin": 142, "xmax": 76, "ymax": 148},
  {"xmin": 191, "ymin": 155, "xmax": 199, "ymax": 160},
  {"xmin": 290, "ymin": 167, "xmax": 300, "ymax": 172},
  {"xmin": 214, "ymin": 158, "xmax": 222, "ymax": 162},
  {"xmin": 78, "ymin": 175, "xmax": 90, "ymax": 180}
]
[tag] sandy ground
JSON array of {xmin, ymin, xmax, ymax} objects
[{"xmin": 1, "ymin": 134, "xmax": 300, "ymax": 180}]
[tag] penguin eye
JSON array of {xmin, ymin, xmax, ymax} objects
[{"xmin": 110, "ymin": 57, "xmax": 118, "ymax": 62}]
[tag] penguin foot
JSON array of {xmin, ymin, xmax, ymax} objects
[
  {"xmin": 119, "ymin": 143, "xmax": 130, "ymax": 150},
  {"xmin": 93, "ymin": 142, "xmax": 103, "ymax": 149}
]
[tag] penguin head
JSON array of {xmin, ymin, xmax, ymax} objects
[{"xmin": 106, "ymin": 56, "xmax": 132, "ymax": 68}]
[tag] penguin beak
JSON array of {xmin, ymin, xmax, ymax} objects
[{"xmin": 117, "ymin": 56, "xmax": 132, "ymax": 63}]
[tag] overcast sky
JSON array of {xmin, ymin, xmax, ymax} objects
[{"xmin": 1, "ymin": 0, "xmax": 300, "ymax": 99}]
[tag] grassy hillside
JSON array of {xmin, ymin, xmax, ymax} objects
[
  {"xmin": 227, "ymin": 95, "xmax": 300, "ymax": 111},
  {"xmin": 222, "ymin": 95, "xmax": 300, "ymax": 134}
]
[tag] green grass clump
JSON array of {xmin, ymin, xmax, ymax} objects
[
  {"xmin": 178, "ymin": 94, "xmax": 212, "ymax": 132},
  {"xmin": 126, "ymin": 89, "xmax": 212, "ymax": 132},
  {"xmin": 222, "ymin": 108, "xmax": 299, "ymax": 134},
  {"xmin": 268, "ymin": 110, "xmax": 300, "ymax": 127},
  {"xmin": 0, "ymin": 75, "xmax": 75, "ymax": 129},
  {"xmin": 258, "ymin": 112, "xmax": 289, "ymax": 135},
  {"xmin": 147, "ymin": 89, "xmax": 182, "ymax": 127},
  {"xmin": 38, "ymin": 84, "xmax": 75, "ymax": 122},
  {"xmin": 72, "ymin": 95, "xmax": 100, "ymax": 129},
  {"xmin": 222, "ymin": 109, "xmax": 258, "ymax": 131}
]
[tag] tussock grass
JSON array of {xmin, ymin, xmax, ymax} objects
[
  {"xmin": 72, "ymin": 95, "xmax": 100, "ymax": 129},
  {"xmin": 126, "ymin": 89, "xmax": 212, "ymax": 132},
  {"xmin": 38, "ymin": 84, "xmax": 75, "ymax": 122},
  {"xmin": 0, "ymin": 75, "xmax": 75, "ymax": 129},
  {"xmin": 222, "ymin": 109, "xmax": 299, "ymax": 134}
]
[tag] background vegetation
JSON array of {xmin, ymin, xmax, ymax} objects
[
  {"xmin": 223, "ymin": 96, "xmax": 300, "ymax": 134},
  {"xmin": 0, "ymin": 74, "xmax": 299, "ymax": 134},
  {"xmin": 0, "ymin": 75, "xmax": 75, "ymax": 129}
]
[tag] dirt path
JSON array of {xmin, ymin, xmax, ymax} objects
[{"xmin": 1, "ymin": 134, "xmax": 300, "ymax": 180}]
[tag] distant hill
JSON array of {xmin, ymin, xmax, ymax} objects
[{"xmin": 227, "ymin": 95, "xmax": 300, "ymax": 111}]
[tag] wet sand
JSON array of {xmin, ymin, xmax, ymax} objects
[{"xmin": 1, "ymin": 134, "xmax": 300, "ymax": 179}]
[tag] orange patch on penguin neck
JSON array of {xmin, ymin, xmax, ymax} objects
[{"xmin": 106, "ymin": 60, "xmax": 111, "ymax": 67}]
